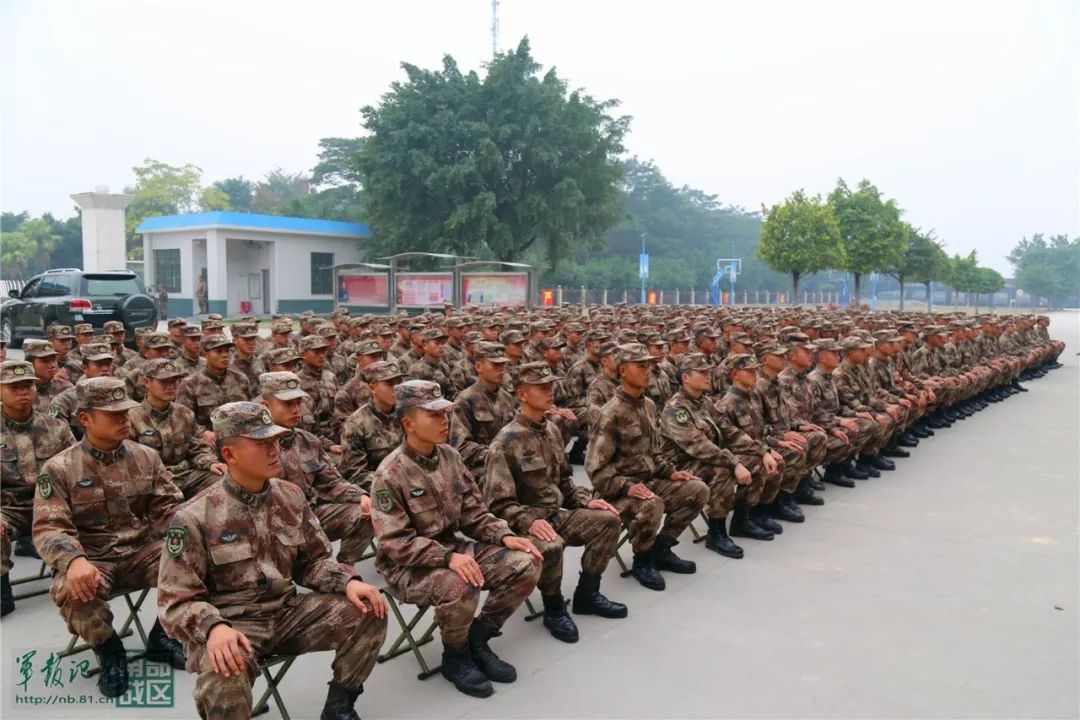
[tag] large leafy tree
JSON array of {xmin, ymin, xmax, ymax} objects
[
  {"xmin": 887, "ymin": 224, "xmax": 950, "ymax": 310},
  {"xmin": 758, "ymin": 190, "xmax": 842, "ymax": 302},
  {"xmin": 0, "ymin": 217, "xmax": 62, "ymax": 279},
  {"xmin": 1008, "ymin": 233, "xmax": 1079, "ymax": 308},
  {"xmin": 212, "ymin": 177, "xmax": 256, "ymax": 212},
  {"xmin": 828, "ymin": 178, "xmax": 906, "ymax": 304},
  {"xmin": 124, "ymin": 158, "xmax": 229, "ymax": 255},
  {"xmin": 355, "ymin": 37, "xmax": 630, "ymax": 265}
]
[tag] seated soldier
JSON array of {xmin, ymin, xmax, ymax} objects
[
  {"xmin": 119, "ymin": 331, "xmax": 176, "ymax": 402},
  {"xmin": 260, "ymin": 372, "xmax": 373, "ymax": 565},
  {"xmin": 333, "ymin": 338, "xmax": 386, "ymax": 427},
  {"xmin": 33, "ymin": 377, "xmax": 186, "ymax": 698},
  {"xmin": 371, "ymin": 380, "xmax": 542, "ymax": 699},
  {"xmin": 128, "ymin": 359, "xmax": 225, "ymax": 498},
  {"xmin": 176, "ymin": 334, "xmax": 253, "ymax": 440},
  {"xmin": 157, "ymin": 401, "xmax": 388, "ymax": 720},
  {"xmin": 1, "ymin": 361, "xmax": 76, "ymax": 616},
  {"xmin": 409, "ymin": 327, "xmax": 455, "ymax": 399},
  {"xmin": 46, "ymin": 340, "xmax": 116, "ymax": 440},
  {"xmin": 339, "ymin": 361, "xmax": 405, "ymax": 489},
  {"xmin": 23, "ymin": 340, "xmax": 72, "ymax": 412},
  {"xmin": 175, "ymin": 324, "xmax": 205, "ymax": 374},
  {"xmin": 230, "ymin": 321, "xmax": 262, "ymax": 388},
  {"xmin": 485, "ymin": 362, "xmax": 627, "ymax": 644},
  {"xmin": 449, "ymin": 342, "xmax": 516, "ymax": 482}
]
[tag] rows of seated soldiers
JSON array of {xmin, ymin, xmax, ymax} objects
[{"xmin": 0, "ymin": 305, "xmax": 1063, "ymax": 718}]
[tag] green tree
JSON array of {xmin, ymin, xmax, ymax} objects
[
  {"xmin": 0, "ymin": 218, "xmax": 61, "ymax": 279},
  {"xmin": 972, "ymin": 266, "xmax": 1004, "ymax": 312},
  {"xmin": 947, "ymin": 251, "xmax": 981, "ymax": 307},
  {"xmin": 887, "ymin": 225, "xmax": 950, "ymax": 310},
  {"xmin": 828, "ymin": 178, "xmax": 906, "ymax": 304},
  {"xmin": 211, "ymin": 177, "xmax": 255, "ymax": 211},
  {"xmin": 252, "ymin": 168, "xmax": 312, "ymax": 214},
  {"xmin": 124, "ymin": 158, "xmax": 205, "ymax": 253},
  {"xmin": 758, "ymin": 190, "xmax": 842, "ymax": 302},
  {"xmin": 355, "ymin": 37, "xmax": 629, "ymax": 266},
  {"xmin": 1008, "ymin": 233, "xmax": 1080, "ymax": 308}
]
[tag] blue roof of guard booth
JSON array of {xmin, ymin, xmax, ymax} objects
[{"xmin": 136, "ymin": 212, "xmax": 370, "ymax": 238}]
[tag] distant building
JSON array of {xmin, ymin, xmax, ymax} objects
[{"xmin": 137, "ymin": 212, "xmax": 369, "ymax": 317}]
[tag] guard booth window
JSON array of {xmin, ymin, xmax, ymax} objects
[
  {"xmin": 154, "ymin": 249, "xmax": 182, "ymax": 292},
  {"xmin": 311, "ymin": 252, "xmax": 334, "ymax": 295}
]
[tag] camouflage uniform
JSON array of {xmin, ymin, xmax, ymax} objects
[
  {"xmin": 1, "ymin": 362, "xmax": 76, "ymax": 576},
  {"xmin": 45, "ymin": 342, "xmax": 115, "ymax": 439},
  {"xmin": 833, "ymin": 341, "xmax": 894, "ymax": 453},
  {"xmin": 585, "ymin": 371, "xmax": 619, "ymax": 430},
  {"xmin": 449, "ymin": 343, "xmax": 516, "ymax": 480},
  {"xmin": 807, "ymin": 342, "xmax": 877, "ymax": 462},
  {"xmin": 33, "ymin": 378, "xmax": 183, "ymax": 646},
  {"xmin": 157, "ymin": 403, "xmax": 385, "ymax": 720},
  {"xmin": 128, "ymin": 359, "xmax": 221, "ymax": 498},
  {"xmin": 297, "ymin": 336, "xmax": 340, "ymax": 443},
  {"xmin": 563, "ymin": 354, "xmax": 600, "ymax": 428},
  {"xmin": 371, "ymin": 381, "xmax": 541, "ymax": 650},
  {"xmin": 175, "ymin": 338, "xmax": 253, "ymax": 432},
  {"xmin": 714, "ymin": 380, "xmax": 784, "ymax": 508},
  {"xmin": 409, "ymin": 329, "xmax": 455, "ymax": 399},
  {"xmin": 332, "ymin": 338, "xmax": 384, "ymax": 426},
  {"xmin": 22, "ymin": 340, "xmax": 72, "ymax": 412}
]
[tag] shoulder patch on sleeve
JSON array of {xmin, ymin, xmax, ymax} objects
[
  {"xmin": 165, "ymin": 526, "xmax": 187, "ymax": 557},
  {"xmin": 673, "ymin": 407, "xmax": 690, "ymax": 425},
  {"xmin": 375, "ymin": 489, "xmax": 394, "ymax": 512},
  {"xmin": 36, "ymin": 473, "xmax": 53, "ymax": 499}
]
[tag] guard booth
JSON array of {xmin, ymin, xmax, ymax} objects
[{"xmin": 453, "ymin": 261, "xmax": 538, "ymax": 308}]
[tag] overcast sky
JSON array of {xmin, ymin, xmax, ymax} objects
[{"xmin": 3, "ymin": 0, "xmax": 1077, "ymax": 272}]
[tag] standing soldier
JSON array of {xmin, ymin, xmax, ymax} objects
[
  {"xmin": 371, "ymin": 380, "xmax": 542, "ymax": 699},
  {"xmin": 1, "ymin": 361, "xmax": 76, "ymax": 616},
  {"xmin": 33, "ymin": 377, "xmax": 187, "ymax": 698},
  {"xmin": 486, "ymin": 361, "xmax": 627, "ymax": 643},
  {"xmin": 339, "ymin": 361, "xmax": 405, "ymax": 488},
  {"xmin": 586, "ymin": 343, "xmax": 708, "ymax": 591},
  {"xmin": 128, "ymin": 359, "xmax": 225, "ymax": 498},
  {"xmin": 260, "ymin": 372, "xmax": 374, "ymax": 566},
  {"xmin": 176, "ymin": 335, "xmax": 253, "ymax": 437},
  {"xmin": 659, "ymin": 353, "xmax": 752, "ymax": 559},
  {"xmin": 156, "ymin": 282, "xmax": 169, "ymax": 321},
  {"xmin": 449, "ymin": 342, "xmax": 516, "ymax": 481}
]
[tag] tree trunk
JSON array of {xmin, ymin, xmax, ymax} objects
[
  {"xmin": 791, "ymin": 272, "xmax": 801, "ymax": 305},
  {"xmin": 852, "ymin": 272, "xmax": 862, "ymax": 306},
  {"xmin": 898, "ymin": 274, "xmax": 906, "ymax": 312},
  {"xmin": 924, "ymin": 281, "xmax": 932, "ymax": 312}
]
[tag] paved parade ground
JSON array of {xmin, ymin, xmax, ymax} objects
[{"xmin": 1, "ymin": 312, "xmax": 1077, "ymax": 719}]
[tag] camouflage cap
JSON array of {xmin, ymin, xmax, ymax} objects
[
  {"xmin": 46, "ymin": 325, "xmax": 74, "ymax": 339},
  {"xmin": 259, "ymin": 371, "xmax": 309, "ymax": 400},
  {"xmin": 206, "ymin": 313, "xmax": 224, "ymax": 321},
  {"xmin": 463, "ymin": 330, "xmax": 483, "ymax": 345},
  {"xmin": 481, "ymin": 317, "xmax": 505, "ymax": 328},
  {"xmin": 786, "ymin": 332, "xmax": 814, "ymax": 348},
  {"xmin": 616, "ymin": 343, "xmax": 658, "ymax": 365},
  {"xmin": 355, "ymin": 338, "xmax": 385, "ymax": 357},
  {"xmin": 812, "ymin": 338, "xmax": 840, "ymax": 353},
  {"xmin": 72, "ymin": 323, "xmax": 93, "ymax": 335},
  {"xmin": 167, "ymin": 318, "xmax": 187, "ymax": 328},
  {"xmin": 180, "ymin": 325, "xmax": 203, "ymax": 338},
  {"xmin": 232, "ymin": 322, "xmax": 260, "ymax": 338},
  {"xmin": 143, "ymin": 332, "xmax": 173, "ymax": 349},
  {"xmin": 598, "ymin": 340, "xmax": 620, "ymax": 357},
  {"xmin": 395, "ymin": 379, "xmax": 453, "ymax": 412},
  {"xmin": 134, "ymin": 326, "xmax": 154, "ymax": 338},
  {"xmin": 143, "ymin": 358, "xmax": 185, "ymax": 380},
  {"xmin": 722, "ymin": 353, "xmax": 762, "ymax": 375},
  {"xmin": 375, "ymin": 324, "xmax": 395, "ymax": 337},
  {"xmin": 103, "ymin": 320, "xmax": 125, "ymax": 334},
  {"xmin": 238, "ymin": 316, "xmax": 257, "ymax": 323},
  {"xmin": 265, "ymin": 346, "xmax": 301, "ymax": 366},
  {"xmin": 666, "ymin": 329, "xmax": 693, "ymax": 344},
  {"xmin": 200, "ymin": 335, "xmax": 234, "ymax": 352},
  {"xmin": 499, "ymin": 329, "xmax": 525, "ymax": 345},
  {"xmin": 271, "ymin": 320, "xmax": 293, "ymax": 334},
  {"xmin": 211, "ymin": 401, "xmax": 289, "ymax": 441},
  {"xmin": 362, "ymin": 360, "xmax": 404, "ymax": 384},
  {"xmin": 0, "ymin": 360, "xmax": 35, "ymax": 384},
  {"xmin": 80, "ymin": 342, "xmax": 114, "ymax": 362},
  {"xmin": 474, "ymin": 342, "xmax": 510, "ymax": 363},
  {"xmin": 754, "ymin": 340, "xmax": 788, "ymax": 357},
  {"xmin": 76, "ymin": 376, "xmax": 139, "ymax": 412},
  {"xmin": 201, "ymin": 320, "xmax": 225, "ymax": 331},
  {"xmin": 512, "ymin": 361, "xmax": 560, "ymax": 386},
  {"xmin": 563, "ymin": 322, "xmax": 585, "ymax": 334},
  {"xmin": 315, "ymin": 324, "xmax": 339, "ymax": 339},
  {"xmin": 91, "ymin": 334, "xmax": 120, "ymax": 347},
  {"xmin": 840, "ymin": 336, "xmax": 874, "ymax": 351},
  {"xmin": 421, "ymin": 327, "xmax": 448, "ymax": 342},
  {"xmin": 694, "ymin": 326, "xmax": 720, "ymax": 339},
  {"xmin": 445, "ymin": 317, "xmax": 469, "ymax": 329},
  {"xmin": 298, "ymin": 335, "xmax": 330, "ymax": 352},
  {"xmin": 539, "ymin": 336, "xmax": 567, "ymax": 350},
  {"xmin": 675, "ymin": 352, "xmax": 714, "ymax": 375},
  {"xmin": 23, "ymin": 339, "xmax": 58, "ymax": 359},
  {"xmin": 873, "ymin": 330, "xmax": 903, "ymax": 343}
]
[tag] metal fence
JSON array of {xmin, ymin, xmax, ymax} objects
[{"xmin": 548, "ymin": 286, "xmax": 843, "ymax": 306}]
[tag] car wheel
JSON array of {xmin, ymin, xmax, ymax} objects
[{"xmin": 2, "ymin": 317, "xmax": 22, "ymax": 349}]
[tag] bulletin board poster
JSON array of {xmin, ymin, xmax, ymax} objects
[
  {"xmin": 395, "ymin": 272, "xmax": 454, "ymax": 307},
  {"xmin": 462, "ymin": 273, "xmax": 529, "ymax": 307},
  {"xmin": 340, "ymin": 274, "xmax": 390, "ymax": 307}
]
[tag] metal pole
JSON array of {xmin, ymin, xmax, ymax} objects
[{"xmin": 640, "ymin": 233, "xmax": 647, "ymax": 305}]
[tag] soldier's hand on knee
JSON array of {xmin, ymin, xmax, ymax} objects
[
  {"xmin": 668, "ymin": 469, "xmax": 699, "ymax": 482},
  {"xmin": 586, "ymin": 498, "xmax": 619, "ymax": 515},
  {"xmin": 627, "ymin": 482, "xmax": 655, "ymax": 500},
  {"xmin": 528, "ymin": 519, "xmax": 559, "ymax": 542},
  {"xmin": 359, "ymin": 495, "xmax": 372, "ymax": 518},
  {"xmin": 503, "ymin": 535, "xmax": 543, "ymax": 561},
  {"xmin": 210, "ymin": 462, "xmax": 227, "ymax": 476},
  {"xmin": 207, "ymin": 623, "xmax": 251, "ymax": 678},
  {"xmin": 65, "ymin": 557, "xmax": 101, "ymax": 604},
  {"xmin": 329, "ymin": 445, "xmax": 343, "ymax": 455},
  {"xmin": 203, "ymin": 431, "xmax": 217, "ymax": 449},
  {"xmin": 734, "ymin": 463, "xmax": 752, "ymax": 485},
  {"xmin": 449, "ymin": 553, "xmax": 485, "ymax": 587},
  {"xmin": 345, "ymin": 579, "xmax": 387, "ymax": 619},
  {"xmin": 762, "ymin": 453, "xmax": 779, "ymax": 475}
]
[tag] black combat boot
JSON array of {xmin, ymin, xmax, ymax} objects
[
  {"xmin": 1, "ymin": 574, "xmax": 14, "ymax": 617},
  {"xmin": 14, "ymin": 536, "xmax": 39, "ymax": 559},
  {"xmin": 467, "ymin": 621, "xmax": 517, "ymax": 683},
  {"xmin": 540, "ymin": 594, "xmax": 579, "ymax": 643},
  {"xmin": 440, "ymin": 645, "xmax": 493, "ymax": 698},
  {"xmin": 320, "ymin": 681, "xmax": 362, "ymax": 720},
  {"xmin": 1011, "ymin": 379, "xmax": 1028, "ymax": 392},
  {"xmin": 630, "ymin": 551, "xmax": 665, "ymax": 590},
  {"xmin": 833, "ymin": 462, "xmax": 862, "ymax": 484},
  {"xmin": 808, "ymin": 473, "xmax": 826, "ymax": 491},
  {"xmin": 704, "ymin": 517, "xmax": 744, "ymax": 559},
  {"xmin": 910, "ymin": 425, "xmax": 931, "ymax": 438},
  {"xmin": 146, "ymin": 618, "xmax": 187, "ymax": 669},
  {"xmin": 856, "ymin": 456, "xmax": 882, "ymax": 477},
  {"xmin": 881, "ymin": 442, "xmax": 910, "ymax": 458},
  {"xmin": 729, "ymin": 500, "xmax": 774, "ymax": 541},
  {"xmin": 793, "ymin": 478, "xmax": 825, "ymax": 506},
  {"xmin": 566, "ymin": 438, "xmax": 587, "ymax": 465},
  {"xmin": 772, "ymin": 492, "xmax": 805, "ymax": 522},
  {"xmin": 898, "ymin": 432, "xmax": 919, "ymax": 447},
  {"xmin": 871, "ymin": 454, "xmax": 896, "ymax": 471},
  {"xmin": 572, "ymin": 572, "xmax": 628, "ymax": 618},
  {"xmin": 752, "ymin": 504, "xmax": 783, "ymax": 534},
  {"xmin": 93, "ymin": 632, "xmax": 130, "ymax": 699},
  {"xmin": 652, "ymin": 535, "xmax": 696, "ymax": 574}
]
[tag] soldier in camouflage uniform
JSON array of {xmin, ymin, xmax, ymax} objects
[
  {"xmin": 449, "ymin": 342, "xmax": 516, "ymax": 481},
  {"xmin": 316, "ymin": 322, "xmax": 352, "ymax": 386},
  {"xmin": 47, "ymin": 324, "xmax": 81, "ymax": 383},
  {"xmin": 333, "ymin": 338, "xmax": 385, "ymax": 426},
  {"xmin": 371, "ymin": 380, "xmax": 542, "ymax": 699},
  {"xmin": 1, "ymin": 361, "xmax": 76, "ymax": 616},
  {"xmin": 119, "ymin": 332, "xmax": 176, "ymax": 402},
  {"xmin": 128, "ymin": 359, "xmax": 225, "ymax": 498},
  {"xmin": 659, "ymin": 353, "xmax": 752, "ymax": 559},
  {"xmin": 23, "ymin": 339, "xmax": 72, "ymax": 412},
  {"xmin": 260, "ymin": 372, "xmax": 374, "ymax": 565},
  {"xmin": 449, "ymin": 330, "xmax": 483, "ymax": 396},
  {"xmin": 410, "ymin": 327, "xmax": 455, "ymax": 399},
  {"xmin": 586, "ymin": 343, "xmax": 708, "ymax": 591},
  {"xmin": 585, "ymin": 340, "xmax": 620, "ymax": 428},
  {"xmin": 562, "ymin": 330, "xmax": 608, "ymax": 464},
  {"xmin": 339, "ymin": 361, "xmax": 405, "ymax": 488},
  {"xmin": 175, "ymin": 324, "xmax": 206, "ymax": 375},
  {"xmin": 230, "ymin": 321, "xmax": 262, "ymax": 388},
  {"xmin": 486, "ymin": 362, "xmax": 627, "ymax": 643},
  {"xmin": 46, "ymin": 341, "xmax": 116, "ymax": 440},
  {"xmin": 296, "ymin": 334, "xmax": 341, "ymax": 447},
  {"xmin": 167, "ymin": 318, "xmax": 187, "ymax": 352},
  {"xmin": 176, "ymin": 334, "xmax": 253, "ymax": 436},
  {"xmin": 103, "ymin": 320, "xmax": 136, "ymax": 369},
  {"xmin": 443, "ymin": 316, "xmax": 468, "ymax": 367},
  {"xmin": 157, "ymin": 401, "xmax": 388, "ymax": 720},
  {"xmin": 833, "ymin": 336, "xmax": 899, "ymax": 475},
  {"xmin": 806, "ymin": 338, "xmax": 878, "ymax": 485},
  {"xmin": 33, "ymin": 377, "xmax": 186, "ymax": 698},
  {"xmin": 713, "ymin": 354, "xmax": 786, "ymax": 541}
]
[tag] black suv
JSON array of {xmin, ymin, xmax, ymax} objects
[{"xmin": 1, "ymin": 269, "xmax": 158, "ymax": 348}]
